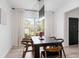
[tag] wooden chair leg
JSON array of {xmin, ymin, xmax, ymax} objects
[
  {"xmin": 61, "ymin": 45, "xmax": 66, "ymax": 58},
  {"xmin": 22, "ymin": 46, "xmax": 28, "ymax": 58},
  {"xmin": 41, "ymin": 52, "xmax": 46, "ymax": 58},
  {"xmin": 58, "ymin": 50, "xmax": 61, "ymax": 58},
  {"xmin": 22, "ymin": 51, "xmax": 26, "ymax": 58},
  {"xmin": 62, "ymin": 48, "xmax": 66, "ymax": 58}
]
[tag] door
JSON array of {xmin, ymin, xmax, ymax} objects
[{"xmin": 69, "ymin": 17, "xmax": 78, "ymax": 45}]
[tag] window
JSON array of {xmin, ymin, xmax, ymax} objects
[{"xmin": 24, "ymin": 17, "xmax": 45, "ymax": 36}]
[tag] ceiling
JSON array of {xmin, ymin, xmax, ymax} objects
[
  {"xmin": 7, "ymin": 0, "xmax": 39, "ymax": 10},
  {"xmin": 44, "ymin": 0, "xmax": 67, "ymax": 11},
  {"xmin": 7, "ymin": 0, "xmax": 67, "ymax": 11}
]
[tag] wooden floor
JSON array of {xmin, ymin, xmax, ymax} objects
[{"xmin": 5, "ymin": 44, "xmax": 79, "ymax": 58}]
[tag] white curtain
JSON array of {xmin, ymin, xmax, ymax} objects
[
  {"xmin": 11, "ymin": 8, "xmax": 39, "ymax": 47},
  {"xmin": 11, "ymin": 8, "xmax": 24, "ymax": 47}
]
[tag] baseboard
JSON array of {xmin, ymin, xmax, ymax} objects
[
  {"xmin": 2, "ymin": 46, "xmax": 12, "ymax": 58},
  {"xmin": 63, "ymin": 43, "xmax": 69, "ymax": 47}
]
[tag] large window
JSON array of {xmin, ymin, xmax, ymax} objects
[{"xmin": 24, "ymin": 17, "xmax": 45, "ymax": 36}]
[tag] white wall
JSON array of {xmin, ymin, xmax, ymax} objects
[
  {"xmin": 45, "ymin": 11, "xmax": 54, "ymax": 37},
  {"xmin": 0, "ymin": 0, "xmax": 12, "ymax": 57},
  {"xmin": 65, "ymin": 8, "xmax": 79, "ymax": 45},
  {"xmin": 54, "ymin": 0, "xmax": 79, "ymax": 46}
]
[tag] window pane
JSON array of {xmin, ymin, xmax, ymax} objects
[{"xmin": 24, "ymin": 17, "xmax": 45, "ymax": 36}]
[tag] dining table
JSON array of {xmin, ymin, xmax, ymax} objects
[{"xmin": 32, "ymin": 36, "xmax": 64, "ymax": 58}]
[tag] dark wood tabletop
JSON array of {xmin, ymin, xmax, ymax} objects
[
  {"xmin": 32, "ymin": 36, "xmax": 64, "ymax": 58},
  {"xmin": 32, "ymin": 36, "xmax": 64, "ymax": 46}
]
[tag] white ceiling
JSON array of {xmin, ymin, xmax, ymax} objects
[
  {"xmin": 44, "ymin": 0, "xmax": 68, "ymax": 11},
  {"xmin": 7, "ymin": 0, "xmax": 67, "ymax": 11},
  {"xmin": 7, "ymin": 0, "xmax": 39, "ymax": 10}
]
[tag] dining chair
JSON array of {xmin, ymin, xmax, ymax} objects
[
  {"xmin": 21, "ymin": 36, "xmax": 35, "ymax": 58},
  {"xmin": 49, "ymin": 36, "xmax": 56, "ymax": 48},
  {"xmin": 21, "ymin": 39, "xmax": 28, "ymax": 58},
  {"xmin": 50, "ymin": 37, "xmax": 66, "ymax": 58},
  {"xmin": 54, "ymin": 39, "xmax": 66, "ymax": 58},
  {"xmin": 49, "ymin": 36, "xmax": 56, "ymax": 39},
  {"xmin": 41, "ymin": 37, "xmax": 66, "ymax": 58},
  {"xmin": 41, "ymin": 46, "xmax": 62, "ymax": 58}
]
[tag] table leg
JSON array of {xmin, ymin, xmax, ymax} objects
[
  {"xmin": 59, "ymin": 44, "xmax": 62, "ymax": 58},
  {"xmin": 34, "ymin": 45, "xmax": 40, "ymax": 58}
]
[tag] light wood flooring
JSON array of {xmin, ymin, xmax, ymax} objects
[{"xmin": 5, "ymin": 44, "xmax": 79, "ymax": 58}]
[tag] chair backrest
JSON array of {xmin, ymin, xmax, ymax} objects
[
  {"xmin": 49, "ymin": 36, "xmax": 56, "ymax": 39},
  {"xmin": 43, "ymin": 46, "xmax": 62, "ymax": 58}
]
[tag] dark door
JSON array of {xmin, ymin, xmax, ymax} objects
[{"xmin": 69, "ymin": 17, "xmax": 78, "ymax": 45}]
